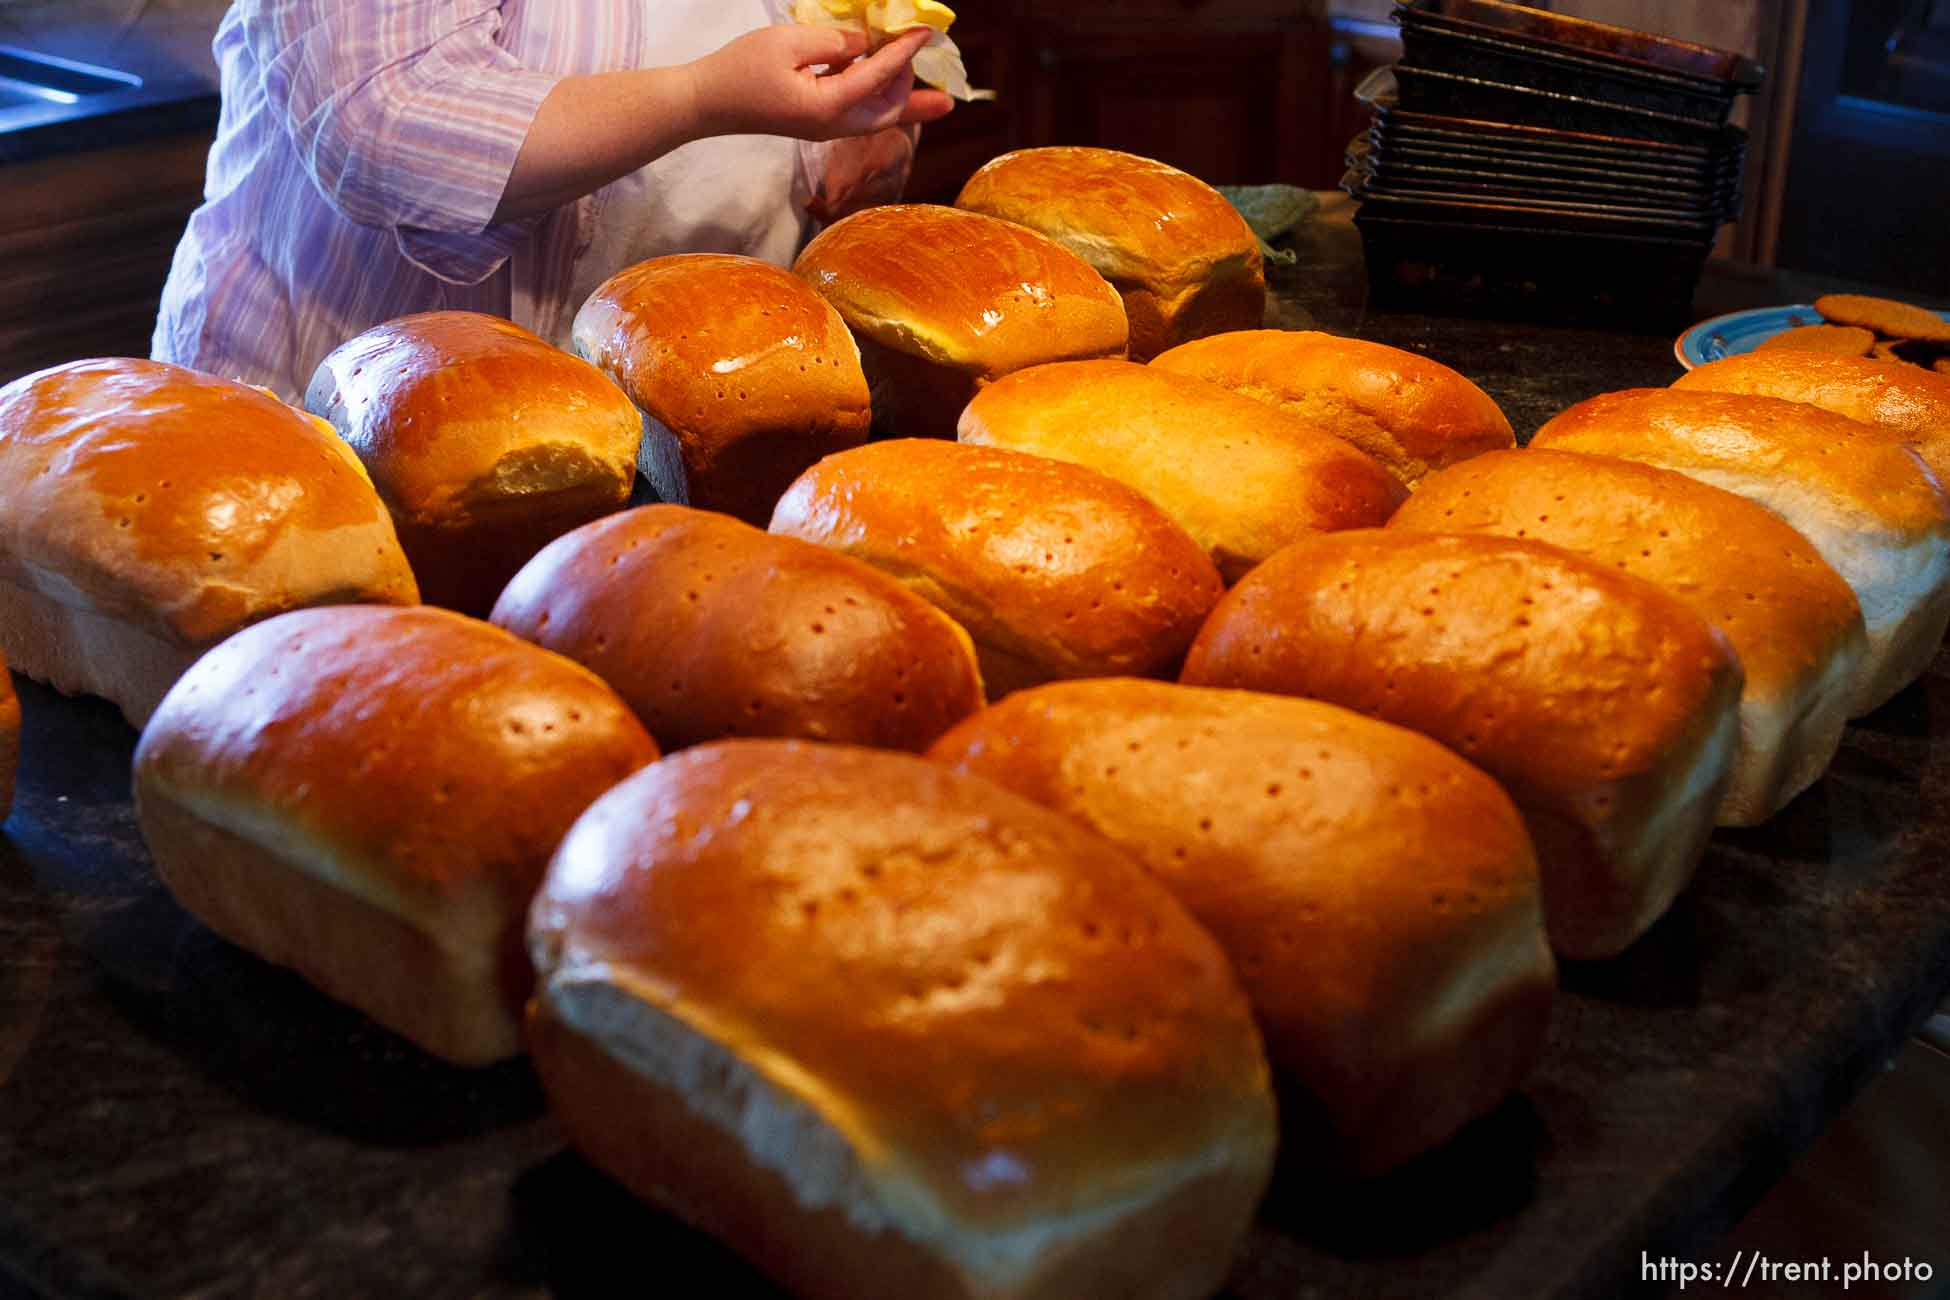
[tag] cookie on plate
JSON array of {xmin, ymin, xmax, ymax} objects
[
  {"xmin": 1815, "ymin": 294, "xmax": 1950, "ymax": 344},
  {"xmin": 1756, "ymin": 324, "xmax": 1875, "ymax": 356}
]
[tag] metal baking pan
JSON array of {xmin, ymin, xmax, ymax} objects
[
  {"xmin": 1396, "ymin": 22, "xmax": 1742, "ymax": 126},
  {"xmin": 1395, "ymin": 0, "xmax": 1764, "ymax": 87},
  {"xmin": 1363, "ymin": 157, "xmax": 1739, "ymax": 220},
  {"xmin": 1371, "ymin": 130, "xmax": 1738, "ymax": 194},
  {"xmin": 1353, "ymin": 209, "xmax": 1714, "ymax": 323},
  {"xmin": 1352, "ymin": 135, "xmax": 1737, "ymax": 214},
  {"xmin": 1362, "ymin": 87, "xmax": 1748, "ymax": 164},
  {"xmin": 1369, "ymin": 126, "xmax": 1744, "ymax": 181},
  {"xmin": 1349, "ymin": 185, "xmax": 1724, "ymax": 241},
  {"xmin": 1391, "ymin": 64, "xmax": 1740, "ymax": 146},
  {"xmin": 1371, "ymin": 148, "xmax": 1740, "ymax": 209}
]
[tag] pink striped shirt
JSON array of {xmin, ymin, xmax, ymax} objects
[{"xmin": 153, "ymin": 0, "xmax": 816, "ymax": 398}]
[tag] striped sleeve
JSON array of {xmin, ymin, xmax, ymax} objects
[{"xmin": 237, "ymin": 0, "xmax": 561, "ymax": 284}]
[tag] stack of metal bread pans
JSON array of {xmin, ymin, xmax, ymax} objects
[{"xmin": 1347, "ymin": 0, "xmax": 1763, "ymax": 324}]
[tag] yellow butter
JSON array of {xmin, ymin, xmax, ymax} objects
[{"xmin": 791, "ymin": 0, "xmax": 996, "ymax": 101}]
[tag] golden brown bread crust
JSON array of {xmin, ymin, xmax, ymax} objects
[
  {"xmin": 792, "ymin": 204, "xmax": 1130, "ymax": 438},
  {"xmin": 1672, "ymin": 350, "xmax": 1950, "ymax": 487},
  {"xmin": 1533, "ymin": 387, "xmax": 1950, "ymax": 714},
  {"xmin": 954, "ymin": 147, "xmax": 1265, "ymax": 362},
  {"xmin": 491, "ymin": 505, "xmax": 983, "ymax": 752},
  {"xmin": 1149, "ymin": 329, "xmax": 1516, "ymax": 487},
  {"xmin": 571, "ymin": 254, "xmax": 872, "ymax": 524},
  {"xmin": 134, "ymin": 605, "xmax": 659, "ymax": 1064},
  {"xmin": 0, "ymin": 660, "xmax": 16, "ymax": 824},
  {"xmin": 928, "ymin": 679, "xmax": 1555, "ymax": 1175},
  {"xmin": 529, "ymin": 990, "xmax": 1276, "ymax": 1300},
  {"xmin": 527, "ymin": 740, "xmax": 1276, "ymax": 1297},
  {"xmin": 957, "ymin": 359, "xmax": 1407, "ymax": 583},
  {"xmin": 0, "ymin": 358, "xmax": 418, "ymax": 723},
  {"xmin": 769, "ymin": 440, "xmax": 1224, "ymax": 697},
  {"xmin": 1391, "ymin": 450, "xmax": 1867, "ymax": 825},
  {"xmin": 1180, "ymin": 531, "xmax": 1742, "ymax": 958},
  {"xmin": 305, "ymin": 311, "xmax": 640, "ymax": 614}
]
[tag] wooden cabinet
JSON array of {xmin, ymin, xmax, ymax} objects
[
  {"xmin": 0, "ymin": 131, "xmax": 214, "ymax": 387},
  {"xmin": 905, "ymin": 2, "xmax": 1337, "ymax": 203}
]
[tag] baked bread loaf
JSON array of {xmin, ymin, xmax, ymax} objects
[
  {"xmin": 957, "ymin": 359, "xmax": 1407, "ymax": 583},
  {"xmin": 1181, "ymin": 531, "xmax": 1742, "ymax": 958},
  {"xmin": 527, "ymin": 740, "xmax": 1276, "ymax": 1300},
  {"xmin": 1533, "ymin": 388, "xmax": 1950, "ymax": 715},
  {"xmin": 571, "ymin": 254, "xmax": 871, "ymax": 524},
  {"xmin": 953, "ymin": 147, "xmax": 1264, "ymax": 361},
  {"xmin": 1392, "ymin": 450, "xmax": 1867, "ymax": 826},
  {"xmin": 133, "ymin": 605, "xmax": 659, "ymax": 1065},
  {"xmin": 0, "ymin": 656, "xmax": 16, "ymax": 824},
  {"xmin": 491, "ymin": 505, "xmax": 983, "ymax": 752},
  {"xmin": 306, "ymin": 311, "xmax": 640, "ymax": 615},
  {"xmin": 0, "ymin": 358, "xmax": 418, "ymax": 727},
  {"xmin": 1673, "ymin": 350, "xmax": 1950, "ymax": 488},
  {"xmin": 928, "ymin": 679, "xmax": 1554, "ymax": 1174},
  {"xmin": 1149, "ymin": 329, "xmax": 1517, "ymax": 488},
  {"xmin": 770, "ymin": 440, "xmax": 1223, "ymax": 698},
  {"xmin": 792, "ymin": 204, "xmax": 1129, "ymax": 439}
]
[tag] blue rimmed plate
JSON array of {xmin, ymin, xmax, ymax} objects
[{"xmin": 1675, "ymin": 303, "xmax": 1950, "ymax": 369}]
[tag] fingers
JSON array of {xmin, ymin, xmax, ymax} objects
[
  {"xmin": 824, "ymin": 25, "xmax": 932, "ymax": 88},
  {"xmin": 897, "ymin": 87, "xmax": 955, "ymax": 126},
  {"xmin": 786, "ymin": 24, "xmax": 872, "ymax": 71}
]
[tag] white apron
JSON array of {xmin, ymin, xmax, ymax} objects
[{"xmin": 513, "ymin": 0, "xmax": 821, "ymax": 350}]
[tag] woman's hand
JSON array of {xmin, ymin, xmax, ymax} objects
[
  {"xmin": 807, "ymin": 124, "xmax": 920, "ymax": 225},
  {"xmin": 689, "ymin": 25, "xmax": 955, "ymax": 140},
  {"xmin": 496, "ymin": 23, "xmax": 953, "ymax": 223}
]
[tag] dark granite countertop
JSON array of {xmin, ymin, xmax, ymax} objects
[
  {"xmin": 0, "ymin": 15, "xmax": 219, "ymax": 167},
  {"xmin": 2, "ymin": 209, "xmax": 1949, "ymax": 1300}
]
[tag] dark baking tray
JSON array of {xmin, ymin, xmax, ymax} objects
[
  {"xmin": 1396, "ymin": 22, "xmax": 1742, "ymax": 126},
  {"xmin": 1374, "ymin": 125, "xmax": 1744, "ymax": 186},
  {"xmin": 1396, "ymin": 0, "xmax": 1764, "ymax": 87},
  {"xmin": 1374, "ymin": 105, "xmax": 1745, "ymax": 161},
  {"xmin": 1348, "ymin": 183, "xmax": 1724, "ymax": 241},
  {"xmin": 1372, "ymin": 146, "xmax": 1740, "ymax": 208},
  {"xmin": 1391, "ymin": 64, "xmax": 1741, "ymax": 146},
  {"xmin": 1353, "ymin": 209, "xmax": 1713, "ymax": 323},
  {"xmin": 1362, "ymin": 175, "xmax": 1737, "ymax": 224},
  {"xmin": 1348, "ymin": 142, "xmax": 1736, "ymax": 222},
  {"xmin": 5, "ymin": 654, "xmax": 1950, "ymax": 1300},
  {"xmin": 1365, "ymin": 147, "xmax": 1739, "ymax": 214}
]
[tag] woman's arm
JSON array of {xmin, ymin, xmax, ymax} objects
[
  {"xmin": 238, "ymin": 1, "xmax": 557, "ymax": 239},
  {"xmin": 492, "ymin": 25, "xmax": 952, "ymax": 222}
]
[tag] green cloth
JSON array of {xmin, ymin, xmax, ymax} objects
[{"xmin": 1216, "ymin": 184, "xmax": 1319, "ymax": 266}]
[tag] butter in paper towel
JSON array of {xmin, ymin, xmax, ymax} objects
[{"xmin": 791, "ymin": 0, "xmax": 996, "ymax": 101}]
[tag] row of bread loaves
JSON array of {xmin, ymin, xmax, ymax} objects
[{"xmin": 0, "ymin": 144, "xmax": 1479, "ymax": 736}]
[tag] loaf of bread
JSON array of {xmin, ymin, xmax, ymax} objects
[
  {"xmin": 770, "ymin": 440, "xmax": 1223, "ymax": 697},
  {"xmin": 134, "ymin": 606, "xmax": 659, "ymax": 1065},
  {"xmin": 571, "ymin": 254, "xmax": 871, "ymax": 524},
  {"xmin": 1393, "ymin": 450, "xmax": 1866, "ymax": 826},
  {"xmin": 1673, "ymin": 350, "xmax": 1950, "ymax": 487},
  {"xmin": 1149, "ymin": 329, "xmax": 1517, "ymax": 487},
  {"xmin": 1181, "ymin": 531, "xmax": 1742, "ymax": 958},
  {"xmin": 929, "ymin": 679, "xmax": 1554, "ymax": 1174},
  {"xmin": 491, "ymin": 505, "xmax": 983, "ymax": 751},
  {"xmin": 306, "ymin": 311, "xmax": 640, "ymax": 615},
  {"xmin": 1533, "ymin": 388, "xmax": 1950, "ymax": 715},
  {"xmin": 0, "ymin": 656, "xmax": 16, "ymax": 825},
  {"xmin": 958, "ymin": 359, "xmax": 1407, "ymax": 583},
  {"xmin": 0, "ymin": 358, "xmax": 418, "ymax": 727},
  {"xmin": 527, "ymin": 740, "xmax": 1276, "ymax": 1300},
  {"xmin": 792, "ymin": 204, "xmax": 1129, "ymax": 439},
  {"xmin": 954, "ymin": 147, "xmax": 1264, "ymax": 361}
]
